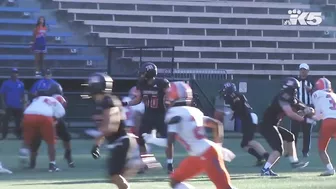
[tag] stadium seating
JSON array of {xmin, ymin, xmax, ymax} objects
[
  {"xmin": 51, "ymin": 0, "xmax": 336, "ymax": 76},
  {"xmin": 0, "ymin": 5, "xmax": 105, "ymax": 78}
]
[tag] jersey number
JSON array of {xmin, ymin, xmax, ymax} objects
[
  {"xmin": 326, "ymin": 94, "xmax": 336, "ymax": 110},
  {"xmin": 43, "ymin": 98, "xmax": 56, "ymax": 106},
  {"xmin": 143, "ymin": 95, "xmax": 158, "ymax": 108}
]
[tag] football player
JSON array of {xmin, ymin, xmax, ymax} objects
[
  {"xmin": 30, "ymin": 70, "xmax": 74, "ymax": 167},
  {"xmin": 122, "ymin": 62, "xmax": 173, "ymax": 173},
  {"xmin": 20, "ymin": 83, "xmax": 66, "ymax": 172},
  {"xmin": 86, "ymin": 73, "xmax": 160, "ymax": 189},
  {"xmin": 219, "ymin": 82, "xmax": 269, "ymax": 166},
  {"xmin": 311, "ymin": 77, "xmax": 336, "ymax": 176},
  {"xmin": 143, "ymin": 81, "xmax": 236, "ymax": 189},
  {"xmin": 259, "ymin": 77, "xmax": 313, "ymax": 176}
]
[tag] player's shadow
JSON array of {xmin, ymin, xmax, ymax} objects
[{"xmin": 11, "ymin": 174, "xmax": 282, "ymax": 186}]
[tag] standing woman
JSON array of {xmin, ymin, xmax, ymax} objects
[{"xmin": 31, "ymin": 16, "xmax": 47, "ymax": 77}]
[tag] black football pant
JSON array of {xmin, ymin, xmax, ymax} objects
[
  {"xmin": 138, "ymin": 112, "xmax": 166, "ymax": 146},
  {"xmin": 1, "ymin": 108, "xmax": 23, "ymax": 139},
  {"xmin": 290, "ymin": 120, "xmax": 312, "ymax": 156},
  {"xmin": 260, "ymin": 122, "xmax": 295, "ymax": 155}
]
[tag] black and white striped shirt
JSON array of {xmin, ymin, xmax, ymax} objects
[{"xmin": 297, "ymin": 77, "xmax": 314, "ymax": 105}]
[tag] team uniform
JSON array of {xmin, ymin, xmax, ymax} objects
[
  {"xmin": 167, "ymin": 106, "xmax": 232, "ymax": 189},
  {"xmin": 312, "ymin": 78, "xmax": 336, "ymax": 176},
  {"xmin": 33, "ymin": 25, "xmax": 47, "ymax": 53},
  {"xmin": 136, "ymin": 77, "xmax": 170, "ymax": 141},
  {"xmin": 93, "ymin": 94, "xmax": 139, "ymax": 176},
  {"xmin": 22, "ymin": 95, "xmax": 65, "ymax": 171},
  {"xmin": 30, "ymin": 76, "xmax": 74, "ymax": 167},
  {"xmin": 221, "ymin": 83, "xmax": 268, "ymax": 165},
  {"xmin": 23, "ymin": 96, "xmax": 65, "ymax": 146},
  {"xmin": 259, "ymin": 77, "xmax": 310, "ymax": 176}
]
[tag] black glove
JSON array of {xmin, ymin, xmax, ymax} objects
[
  {"xmin": 91, "ymin": 145, "xmax": 100, "ymax": 159},
  {"xmin": 122, "ymin": 101, "xmax": 128, "ymax": 106}
]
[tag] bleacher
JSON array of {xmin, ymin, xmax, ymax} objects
[
  {"xmin": 0, "ymin": 3, "xmax": 105, "ymax": 78},
  {"xmin": 51, "ymin": 0, "xmax": 336, "ymax": 77}
]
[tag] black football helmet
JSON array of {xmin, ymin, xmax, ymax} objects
[
  {"xmin": 139, "ymin": 62, "xmax": 157, "ymax": 79},
  {"xmin": 282, "ymin": 77, "xmax": 300, "ymax": 96},
  {"xmin": 220, "ymin": 82, "xmax": 237, "ymax": 96},
  {"xmin": 87, "ymin": 73, "xmax": 113, "ymax": 95},
  {"xmin": 37, "ymin": 82, "xmax": 63, "ymax": 96}
]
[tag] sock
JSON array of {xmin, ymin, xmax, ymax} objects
[
  {"xmin": 263, "ymin": 162, "xmax": 272, "ymax": 169},
  {"xmin": 326, "ymin": 163, "xmax": 334, "ymax": 171},
  {"xmin": 288, "ymin": 156, "xmax": 298, "ymax": 163},
  {"xmin": 247, "ymin": 148, "xmax": 262, "ymax": 160},
  {"xmin": 167, "ymin": 159, "xmax": 173, "ymax": 164},
  {"xmin": 50, "ymin": 161, "xmax": 56, "ymax": 165}
]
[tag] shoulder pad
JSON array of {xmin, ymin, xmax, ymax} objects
[
  {"xmin": 279, "ymin": 92, "xmax": 293, "ymax": 102},
  {"xmin": 167, "ymin": 116, "xmax": 182, "ymax": 125}
]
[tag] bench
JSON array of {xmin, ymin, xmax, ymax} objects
[
  {"xmin": 0, "ymin": 7, "xmax": 39, "ymax": 12},
  {"xmin": 0, "ymin": 54, "xmax": 103, "ymax": 61},
  {"xmin": 0, "ymin": 30, "xmax": 72, "ymax": 37},
  {"xmin": 84, "ymin": 20, "xmax": 336, "ymax": 32},
  {"xmin": 98, "ymin": 32, "xmax": 336, "ymax": 42},
  {"xmin": 53, "ymin": 0, "xmax": 311, "ymax": 9},
  {"xmin": 173, "ymin": 68, "xmax": 336, "ymax": 76},
  {"xmin": 67, "ymin": 8, "xmax": 289, "ymax": 20},
  {"xmin": 0, "ymin": 18, "xmax": 57, "ymax": 25},
  {"xmin": 131, "ymin": 57, "xmax": 336, "ymax": 65}
]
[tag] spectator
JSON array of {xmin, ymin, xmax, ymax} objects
[
  {"xmin": 0, "ymin": 68, "xmax": 25, "ymax": 139},
  {"xmin": 30, "ymin": 69, "xmax": 61, "ymax": 98},
  {"xmin": 31, "ymin": 16, "xmax": 47, "ymax": 77},
  {"xmin": 290, "ymin": 63, "xmax": 314, "ymax": 158}
]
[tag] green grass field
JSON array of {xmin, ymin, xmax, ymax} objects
[{"xmin": 0, "ymin": 137, "xmax": 335, "ymax": 189}]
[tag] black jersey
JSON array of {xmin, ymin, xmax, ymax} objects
[
  {"xmin": 92, "ymin": 94, "xmax": 127, "ymax": 143},
  {"xmin": 262, "ymin": 90, "xmax": 305, "ymax": 126},
  {"xmin": 224, "ymin": 92, "xmax": 252, "ymax": 119},
  {"xmin": 136, "ymin": 78, "xmax": 170, "ymax": 114}
]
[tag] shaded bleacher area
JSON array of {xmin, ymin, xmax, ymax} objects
[
  {"xmin": 49, "ymin": 0, "xmax": 336, "ymax": 78},
  {"xmin": 0, "ymin": 3, "xmax": 105, "ymax": 78}
]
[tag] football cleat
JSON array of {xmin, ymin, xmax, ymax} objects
[
  {"xmin": 48, "ymin": 163, "xmax": 60, "ymax": 172},
  {"xmin": 64, "ymin": 150, "xmax": 75, "ymax": 168},
  {"xmin": 291, "ymin": 161, "xmax": 309, "ymax": 169},
  {"xmin": 320, "ymin": 169, "xmax": 335, "ymax": 176},
  {"xmin": 0, "ymin": 167, "xmax": 12, "ymax": 174},
  {"xmin": 256, "ymin": 159, "xmax": 266, "ymax": 166},
  {"xmin": 261, "ymin": 168, "xmax": 278, "ymax": 176}
]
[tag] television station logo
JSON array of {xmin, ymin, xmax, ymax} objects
[{"xmin": 284, "ymin": 9, "xmax": 323, "ymax": 26}]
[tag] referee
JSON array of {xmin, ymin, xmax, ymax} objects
[{"xmin": 290, "ymin": 63, "xmax": 314, "ymax": 158}]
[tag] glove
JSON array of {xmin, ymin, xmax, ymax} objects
[
  {"xmin": 122, "ymin": 101, "xmax": 128, "ymax": 106},
  {"xmin": 91, "ymin": 145, "xmax": 100, "ymax": 159}
]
